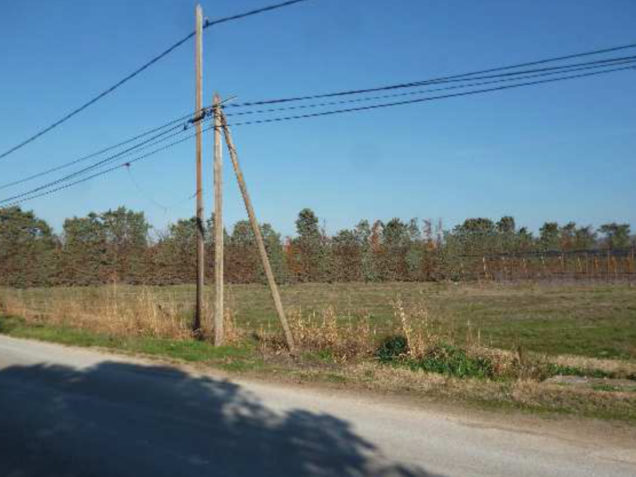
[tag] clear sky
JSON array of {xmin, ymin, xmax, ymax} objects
[{"xmin": 1, "ymin": 0, "xmax": 635, "ymax": 237}]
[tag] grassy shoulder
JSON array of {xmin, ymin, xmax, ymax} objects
[
  {"xmin": 0, "ymin": 315, "xmax": 263, "ymax": 372},
  {"xmin": 2, "ymin": 314, "xmax": 635, "ymax": 424}
]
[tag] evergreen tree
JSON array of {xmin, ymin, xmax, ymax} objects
[
  {"xmin": 539, "ymin": 222, "xmax": 560, "ymax": 251},
  {"xmin": 101, "ymin": 207, "xmax": 150, "ymax": 283},
  {"xmin": 598, "ymin": 223, "xmax": 631, "ymax": 249},
  {"xmin": 573, "ymin": 225, "xmax": 597, "ymax": 250},
  {"xmin": 154, "ymin": 218, "xmax": 198, "ymax": 283},
  {"xmin": 0, "ymin": 207, "xmax": 57, "ymax": 287},
  {"xmin": 332, "ymin": 229, "xmax": 363, "ymax": 281},
  {"xmin": 293, "ymin": 208, "xmax": 324, "ymax": 281}
]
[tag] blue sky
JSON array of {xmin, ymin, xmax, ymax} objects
[{"xmin": 1, "ymin": 0, "xmax": 635, "ymax": 237}]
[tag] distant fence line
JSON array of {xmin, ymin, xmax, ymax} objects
[
  {"xmin": 471, "ymin": 247, "xmax": 635, "ymax": 259},
  {"xmin": 457, "ymin": 248, "xmax": 635, "ymax": 282}
]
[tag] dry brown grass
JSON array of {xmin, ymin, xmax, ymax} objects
[
  {"xmin": 0, "ymin": 285, "xmax": 193, "ymax": 339},
  {"xmin": 0, "ymin": 285, "xmax": 383, "ymax": 355},
  {"xmin": 263, "ymin": 305, "xmax": 376, "ymax": 360},
  {"xmin": 395, "ymin": 296, "xmax": 452, "ymax": 358}
]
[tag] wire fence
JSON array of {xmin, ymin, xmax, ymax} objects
[{"xmin": 456, "ymin": 248, "xmax": 636, "ymax": 283}]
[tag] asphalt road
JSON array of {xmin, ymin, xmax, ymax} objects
[{"xmin": 0, "ymin": 335, "xmax": 634, "ymax": 477}]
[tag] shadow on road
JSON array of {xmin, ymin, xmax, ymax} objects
[{"xmin": 0, "ymin": 360, "xmax": 443, "ymax": 477}]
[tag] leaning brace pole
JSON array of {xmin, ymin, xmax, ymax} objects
[
  {"xmin": 213, "ymin": 94, "xmax": 224, "ymax": 345},
  {"xmin": 218, "ymin": 109, "xmax": 296, "ymax": 353},
  {"xmin": 193, "ymin": 4, "xmax": 204, "ymax": 336}
]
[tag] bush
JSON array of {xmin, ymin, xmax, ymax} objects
[
  {"xmin": 376, "ymin": 337, "xmax": 495, "ymax": 379},
  {"xmin": 410, "ymin": 343, "xmax": 495, "ymax": 379},
  {"xmin": 375, "ymin": 335, "xmax": 408, "ymax": 363}
]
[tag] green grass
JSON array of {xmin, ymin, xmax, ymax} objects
[
  {"xmin": 301, "ymin": 349, "xmax": 336, "ymax": 364},
  {"xmin": 407, "ymin": 343, "xmax": 495, "ymax": 379},
  {"xmin": 545, "ymin": 363, "xmax": 629, "ymax": 380},
  {"xmin": 378, "ymin": 342, "xmax": 496, "ymax": 379},
  {"xmin": 0, "ymin": 315, "xmax": 116, "ymax": 348},
  {"xmin": 0, "ymin": 315, "xmax": 263, "ymax": 372}
]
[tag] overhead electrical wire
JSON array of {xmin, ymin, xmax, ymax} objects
[
  {"xmin": 227, "ymin": 42, "xmax": 636, "ymax": 108},
  {"xmin": 0, "ymin": 0, "xmax": 310, "ymax": 161},
  {"xmin": 0, "ymin": 108, "xmax": 213, "ymax": 191},
  {"xmin": 6, "ymin": 53, "xmax": 633, "ymax": 192},
  {"xmin": 0, "ymin": 115, "xmax": 215, "ymax": 205},
  {"xmin": 126, "ymin": 166, "xmax": 198, "ymax": 213},
  {"xmin": 4, "ymin": 62, "xmax": 634, "ymax": 207},
  {"xmin": 410, "ymin": 54, "xmax": 636, "ymax": 84},
  {"xmin": 126, "ymin": 166, "xmax": 169, "ymax": 213},
  {"xmin": 0, "ymin": 117, "xmax": 187, "ymax": 191},
  {"xmin": 225, "ymin": 57, "xmax": 636, "ymax": 117},
  {"xmin": 1, "ymin": 133, "xmax": 202, "ymax": 208},
  {"xmin": 0, "ymin": 47, "xmax": 636, "ymax": 190},
  {"xmin": 202, "ymin": 0, "xmax": 308, "ymax": 27},
  {"xmin": 227, "ymin": 64, "xmax": 635, "ymax": 127},
  {"xmin": 1, "ymin": 121, "xmax": 220, "ymax": 208}
]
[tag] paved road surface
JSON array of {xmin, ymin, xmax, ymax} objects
[{"xmin": 0, "ymin": 335, "xmax": 634, "ymax": 477}]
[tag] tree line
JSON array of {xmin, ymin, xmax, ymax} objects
[{"xmin": 0, "ymin": 206, "xmax": 634, "ymax": 287}]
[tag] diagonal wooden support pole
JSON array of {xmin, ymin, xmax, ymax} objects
[{"xmin": 218, "ymin": 109, "xmax": 296, "ymax": 354}]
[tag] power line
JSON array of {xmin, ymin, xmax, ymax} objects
[
  {"xmin": 400, "ymin": 54, "xmax": 636, "ymax": 85},
  {"xmin": 4, "ymin": 51, "xmax": 634, "ymax": 202},
  {"xmin": 0, "ymin": 99, "xmax": 235, "ymax": 194},
  {"xmin": 2, "ymin": 117, "xmax": 219, "ymax": 207},
  {"xmin": 127, "ymin": 166, "xmax": 198, "ymax": 213},
  {"xmin": 203, "ymin": 0, "xmax": 308, "ymax": 27},
  {"xmin": 227, "ymin": 42, "xmax": 636, "ymax": 108},
  {"xmin": 0, "ymin": 107, "xmax": 217, "ymax": 191},
  {"xmin": 6, "ymin": 55, "xmax": 633, "ymax": 192},
  {"xmin": 2, "ymin": 130, "xmax": 203, "ymax": 208},
  {"xmin": 4, "ymin": 63, "xmax": 634, "ymax": 207},
  {"xmin": 225, "ymin": 58, "xmax": 636, "ymax": 117},
  {"xmin": 6, "ymin": 55, "xmax": 632, "ymax": 193},
  {"xmin": 0, "ymin": 0, "xmax": 310, "ymax": 161},
  {"xmin": 0, "ymin": 118, "xmax": 213, "ymax": 205},
  {"xmin": 228, "ymin": 65, "xmax": 635, "ymax": 126},
  {"xmin": 0, "ymin": 119, "xmax": 184, "ymax": 191},
  {"xmin": 126, "ymin": 166, "xmax": 169, "ymax": 212}
]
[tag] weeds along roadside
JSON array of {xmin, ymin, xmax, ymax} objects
[{"xmin": 1, "ymin": 285, "xmax": 634, "ymax": 384}]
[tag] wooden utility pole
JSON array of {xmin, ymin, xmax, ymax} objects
[
  {"xmin": 218, "ymin": 109, "xmax": 296, "ymax": 353},
  {"xmin": 193, "ymin": 4, "xmax": 204, "ymax": 335},
  {"xmin": 213, "ymin": 94, "xmax": 224, "ymax": 345}
]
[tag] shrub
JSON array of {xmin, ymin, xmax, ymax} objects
[
  {"xmin": 376, "ymin": 335, "xmax": 408, "ymax": 363},
  {"xmin": 408, "ymin": 343, "xmax": 495, "ymax": 379},
  {"xmin": 375, "ymin": 337, "xmax": 496, "ymax": 379}
]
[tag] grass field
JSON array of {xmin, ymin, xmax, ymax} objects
[
  {"xmin": 2, "ymin": 281, "xmax": 635, "ymax": 360},
  {"xmin": 2, "ymin": 281, "xmax": 636, "ymax": 422}
]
